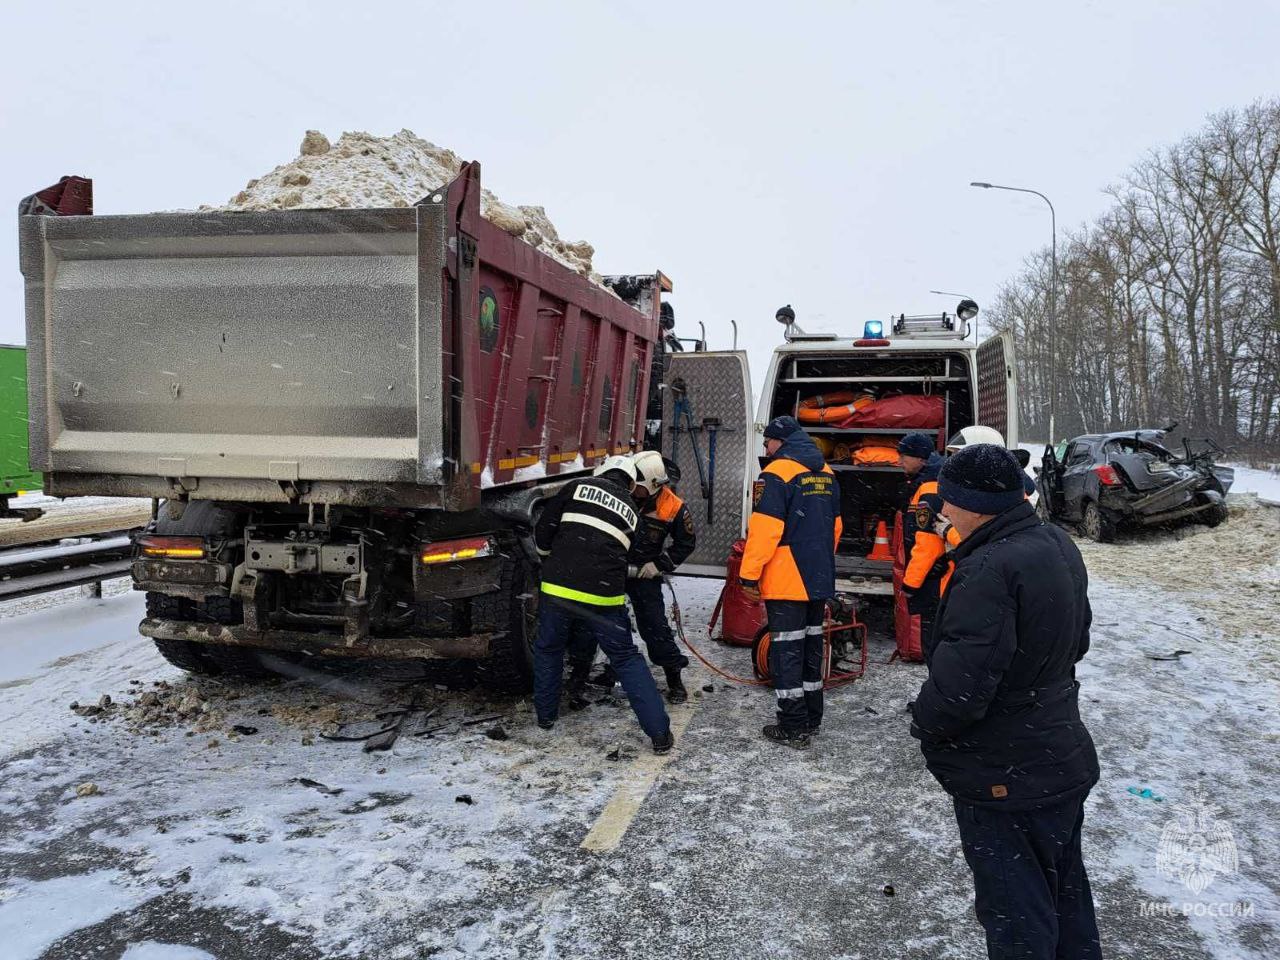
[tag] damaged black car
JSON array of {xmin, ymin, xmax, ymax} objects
[{"xmin": 1035, "ymin": 427, "xmax": 1234, "ymax": 542}]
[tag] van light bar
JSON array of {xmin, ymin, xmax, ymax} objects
[
  {"xmin": 420, "ymin": 536, "xmax": 497, "ymax": 565},
  {"xmin": 139, "ymin": 535, "xmax": 207, "ymax": 559},
  {"xmin": 853, "ymin": 338, "xmax": 891, "ymax": 347}
]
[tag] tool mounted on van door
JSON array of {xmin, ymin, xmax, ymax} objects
[{"xmin": 668, "ymin": 380, "xmax": 731, "ymax": 523}]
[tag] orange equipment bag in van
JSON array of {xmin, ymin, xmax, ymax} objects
[
  {"xmin": 837, "ymin": 394, "xmax": 945, "ymax": 430},
  {"xmin": 708, "ymin": 539, "xmax": 767, "ymax": 647},
  {"xmin": 851, "ymin": 442, "xmax": 901, "ymax": 466}
]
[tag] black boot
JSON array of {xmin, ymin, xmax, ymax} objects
[
  {"xmin": 762, "ymin": 724, "xmax": 810, "ymax": 749},
  {"xmin": 588, "ymin": 665, "xmax": 618, "ymax": 688},
  {"xmin": 651, "ymin": 730, "xmax": 675, "ymax": 755},
  {"xmin": 664, "ymin": 667, "xmax": 688, "ymax": 704},
  {"xmin": 566, "ymin": 665, "xmax": 591, "ymax": 712}
]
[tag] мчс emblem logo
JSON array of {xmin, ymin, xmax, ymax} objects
[{"xmin": 1156, "ymin": 796, "xmax": 1239, "ymax": 894}]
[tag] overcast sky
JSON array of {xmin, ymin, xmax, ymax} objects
[{"xmin": 4, "ymin": 0, "xmax": 1278, "ymax": 390}]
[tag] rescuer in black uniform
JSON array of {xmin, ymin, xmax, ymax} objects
[
  {"xmin": 534, "ymin": 455, "xmax": 673, "ymax": 753},
  {"xmin": 572, "ymin": 451, "xmax": 696, "ymax": 704}
]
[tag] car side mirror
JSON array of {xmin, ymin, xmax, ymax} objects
[{"xmin": 1012, "ymin": 449, "xmax": 1031, "ymax": 469}]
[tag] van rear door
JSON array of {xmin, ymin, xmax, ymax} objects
[
  {"xmin": 976, "ymin": 332, "xmax": 1019, "ymax": 447},
  {"xmin": 661, "ymin": 352, "xmax": 753, "ymax": 576}
]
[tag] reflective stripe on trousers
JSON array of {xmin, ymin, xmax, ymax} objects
[{"xmin": 765, "ymin": 599, "xmax": 827, "ymax": 732}]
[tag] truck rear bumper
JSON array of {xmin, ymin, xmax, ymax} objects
[{"xmin": 139, "ymin": 617, "xmax": 494, "ymax": 660}]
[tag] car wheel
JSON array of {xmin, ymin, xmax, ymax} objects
[
  {"xmin": 1201, "ymin": 502, "xmax": 1229, "ymax": 528},
  {"xmin": 1081, "ymin": 502, "xmax": 1115, "ymax": 543}
]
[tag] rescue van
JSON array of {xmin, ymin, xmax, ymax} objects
[{"xmin": 660, "ymin": 302, "xmax": 1017, "ymax": 598}]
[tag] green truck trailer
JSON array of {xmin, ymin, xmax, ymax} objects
[{"xmin": 2, "ymin": 344, "xmax": 43, "ymax": 513}]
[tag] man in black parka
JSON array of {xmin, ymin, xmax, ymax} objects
[{"xmin": 909, "ymin": 444, "xmax": 1102, "ymax": 960}]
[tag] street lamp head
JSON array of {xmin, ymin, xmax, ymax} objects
[{"xmin": 970, "ymin": 181, "xmax": 992, "ymax": 189}]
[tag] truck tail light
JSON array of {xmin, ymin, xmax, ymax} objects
[
  {"xmin": 853, "ymin": 338, "xmax": 891, "ymax": 347},
  {"xmin": 420, "ymin": 536, "xmax": 497, "ymax": 565},
  {"xmin": 138, "ymin": 535, "xmax": 207, "ymax": 559},
  {"xmin": 1093, "ymin": 464, "xmax": 1122, "ymax": 487}
]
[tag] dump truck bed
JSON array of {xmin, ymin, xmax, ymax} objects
[{"xmin": 19, "ymin": 164, "xmax": 659, "ymax": 511}]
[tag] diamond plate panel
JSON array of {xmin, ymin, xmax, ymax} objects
[
  {"xmin": 976, "ymin": 333, "xmax": 1014, "ymax": 443},
  {"xmin": 662, "ymin": 352, "xmax": 753, "ymax": 570}
]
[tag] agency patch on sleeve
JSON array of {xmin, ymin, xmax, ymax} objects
[
  {"xmin": 752, "ymin": 479, "xmax": 765, "ymax": 508},
  {"xmin": 914, "ymin": 501, "xmax": 934, "ymax": 528},
  {"xmin": 683, "ymin": 510, "xmax": 695, "ymax": 535}
]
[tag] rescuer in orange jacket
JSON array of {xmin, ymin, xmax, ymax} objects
[
  {"xmin": 897, "ymin": 432, "xmax": 948, "ymax": 643},
  {"xmin": 740, "ymin": 416, "xmax": 842, "ymax": 749}
]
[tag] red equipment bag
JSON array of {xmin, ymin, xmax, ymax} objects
[
  {"xmin": 837, "ymin": 394, "xmax": 945, "ymax": 430},
  {"xmin": 708, "ymin": 539, "xmax": 767, "ymax": 647},
  {"xmin": 891, "ymin": 512, "xmax": 924, "ymax": 662}
]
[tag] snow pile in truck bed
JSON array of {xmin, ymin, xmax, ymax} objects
[{"xmin": 214, "ymin": 129, "xmax": 603, "ymax": 284}]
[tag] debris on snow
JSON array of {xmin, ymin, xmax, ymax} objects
[
  {"xmin": 293, "ymin": 777, "xmax": 343, "ymax": 797},
  {"xmin": 215, "ymin": 129, "xmax": 608, "ymax": 286},
  {"xmin": 74, "ymin": 782, "xmax": 99, "ymax": 798}
]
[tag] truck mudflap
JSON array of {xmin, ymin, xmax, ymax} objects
[{"xmin": 139, "ymin": 618, "xmax": 493, "ymax": 661}]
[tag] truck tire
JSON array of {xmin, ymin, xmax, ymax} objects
[
  {"xmin": 476, "ymin": 554, "xmax": 537, "ymax": 692},
  {"xmin": 146, "ymin": 593, "xmax": 221, "ymax": 676},
  {"xmin": 1080, "ymin": 501, "xmax": 1115, "ymax": 543},
  {"xmin": 147, "ymin": 591, "xmax": 277, "ymax": 679},
  {"xmin": 146, "ymin": 501, "xmax": 279, "ymax": 680}
]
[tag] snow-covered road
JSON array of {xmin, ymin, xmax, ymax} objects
[{"xmin": 0, "ymin": 499, "xmax": 1277, "ymax": 959}]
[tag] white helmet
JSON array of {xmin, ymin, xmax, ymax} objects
[
  {"xmin": 593, "ymin": 454, "xmax": 638, "ymax": 483},
  {"xmin": 945, "ymin": 425, "xmax": 1006, "ymax": 454},
  {"xmin": 631, "ymin": 450, "xmax": 669, "ymax": 496}
]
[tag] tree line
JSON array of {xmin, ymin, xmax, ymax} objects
[{"xmin": 987, "ymin": 99, "xmax": 1280, "ymax": 459}]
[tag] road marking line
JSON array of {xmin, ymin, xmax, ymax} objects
[{"xmin": 580, "ymin": 702, "xmax": 698, "ymax": 854}]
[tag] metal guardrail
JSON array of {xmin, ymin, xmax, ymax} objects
[{"xmin": 0, "ymin": 534, "xmax": 134, "ymax": 602}]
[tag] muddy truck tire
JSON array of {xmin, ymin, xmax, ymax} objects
[
  {"xmin": 146, "ymin": 592, "xmax": 278, "ymax": 680},
  {"xmin": 146, "ymin": 500, "xmax": 279, "ymax": 680},
  {"xmin": 475, "ymin": 553, "xmax": 538, "ymax": 692}
]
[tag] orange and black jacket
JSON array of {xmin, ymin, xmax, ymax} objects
[
  {"xmin": 741, "ymin": 428, "xmax": 843, "ymax": 601},
  {"xmin": 902, "ymin": 453, "xmax": 948, "ymax": 605},
  {"xmin": 628, "ymin": 486, "xmax": 696, "ymax": 573}
]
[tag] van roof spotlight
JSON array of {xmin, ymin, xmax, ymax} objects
[{"xmin": 956, "ymin": 299, "xmax": 980, "ymax": 322}]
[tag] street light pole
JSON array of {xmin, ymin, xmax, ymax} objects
[{"xmin": 970, "ymin": 181, "xmax": 1057, "ymax": 444}]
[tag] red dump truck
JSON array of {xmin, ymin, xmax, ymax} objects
[{"xmin": 19, "ymin": 164, "xmax": 671, "ymax": 688}]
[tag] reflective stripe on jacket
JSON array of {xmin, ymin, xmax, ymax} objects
[{"xmin": 534, "ymin": 476, "xmax": 638, "ymax": 605}]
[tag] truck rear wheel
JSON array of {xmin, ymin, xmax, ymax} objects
[
  {"xmin": 476, "ymin": 554, "xmax": 537, "ymax": 691},
  {"xmin": 147, "ymin": 593, "xmax": 220, "ymax": 676},
  {"xmin": 147, "ymin": 591, "xmax": 278, "ymax": 680}
]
